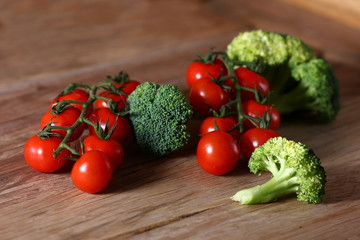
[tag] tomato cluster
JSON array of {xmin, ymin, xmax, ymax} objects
[
  {"xmin": 24, "ymin": 72, "xmax": 140, "ymax": 193},
  {"xmin": 186, "ymin": 51, "xmax": 281, "ymax": 175}
]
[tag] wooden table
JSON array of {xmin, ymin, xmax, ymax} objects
[{"xmin": 1, "ymin": 0, "xmax": 359, "ymax": 239}]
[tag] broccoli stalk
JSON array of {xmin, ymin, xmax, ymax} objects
[
  {"xmin": 127, "ymin": 82, "xmax": 193, "ymax": 156},
  {"xmin": 231, "ymin": 137, "xmax": 326, "ymax": 204},
  {"xmin": 227, "ymin": 30, "xmax": 340, "ymax": 122},
  {"xmin": 269, "ymin": 58, "xmax": 340, "ymax": 122}
]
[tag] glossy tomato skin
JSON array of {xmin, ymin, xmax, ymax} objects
[
  {"xmin": 83, "ymin": 135, "xmax": 124, "ymax": 170},
  {"xmin": 24, "ymin": 135, "xmax": 70, "ymax": 172},
  {"xmin": 242, "ymin": 100, "xmax": 281, "ymax": 131},
  {"xmin": 240, "ymin": 128, "xmax": 280, "ymax": 161},
  {"xmin": 186, "ymin": 59, "xmax": 227, "ymax": 88},
  {"xmin": 234, "ymin": 67, "xmax": 270, "ymax": 101},
  {"xmin": 88, "ymin": 108, "xmax": 131, "ymax": 143},
  {"xmin": 199, "ymin": 116, "xmax": 240, "ymax": 140},
  {"xmin": 113, "ymin": 80, "xmax": 141, "ymax": 95},
  {"xmin": 50, "ymin": 89, "xmax": 92, "ymax": 117},
  {"xmin": 94, "ymin": 91, "xmax": 128, "ymax": 112},
  {"xmin": 189, "ymin": 79, "xmax": 230, "ymax": 117},
  {"xmin": 71, "ymin": 150, "xmax": 113, "ymax": 193},
  {"xmin": 197, "ymin": 131, "xmax": 241, "ymax": 175},
  {"xmin": 40, "ymin": 107, "xmax": 85, "ymax": 141}
]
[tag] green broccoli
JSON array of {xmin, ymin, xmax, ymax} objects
[
  {"xmin": 231, "ymin": 137, "xmax": 326, "ymax": 204},
  {"xmin": 227, "ymin": 29, "xmax": 340, "ymax": 122},
  {"xmin": 127, "ymin": 82, "xmax": 193, "ymax": 156}
]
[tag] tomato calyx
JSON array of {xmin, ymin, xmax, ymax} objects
[
  {"xmin": 57, "ymin": 83, "xmax": 90, "ymax": 98},
  {"xmin": 101, "ymin": 78, "xmax": 127, "ymax": 97},
  {"xmin": 239, "ymin": 85, "xmax": 269, "ymax": 105},
  {"xmin": 38, "ymin": 123, "xmax": 81, "ymax": 159},
  {"xmin": 38, "ymin": 75, "xmax": 132, "ymax": 160},
  {"xmin": 51, "ymin": 99, "xmax": 86, "ymax": 115},
  {"xmin": 106, "ymin": 71, "xmax": 130, "ymax": 85},
  {"xmin": 231, "ymin": 58, "xmax": 267, "ymax": 74},
  {"xmin": 190, "ymin": 50, "xmax": 278, "ymax": 135},
  {"xmin": 38, "ymin": 123, "xmax": 64, "ymax": 139},
  {"xmin": 94, "ymin": 94, "xmax": 127, "ymax": 114},
  {"xmin": 194, "ymin": 49, "xmax": 221, "ymax": 65},
  {"xmin": 220, "ymin": 53, "xmax": 245, "ymax": 133},
  {"xmin": 84, "ymin": 118, "xmax": 118, "ymax": 141},
  {"xmin": 94, "ymin": 78, "xmax": 130, "ymax": 115},
  {"xmin": 243, "ymin": 110, "xmax": 272, "ymax": 129},
  {"xmin": 208, "ymin": 73, "xmax": 233, "ymax": 91}
]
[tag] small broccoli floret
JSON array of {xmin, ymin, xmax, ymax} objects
[
  {"xmin": 231, "ymin": 137, "xmax": 326, "ymax": 204},
  {"xmin": 227, "ymin": 29, "xmax": 340, "ymax": 122},
  {"xmin": 272, "ymin": 58, "xmax": 340, "ymax": 122},
  {"xmin": 227, "ymin": 30, "xmax": 289, "ymax": 67},
  {"xmin": 127, "ymin": 82, "xmax": 193, "ymax": 156}
]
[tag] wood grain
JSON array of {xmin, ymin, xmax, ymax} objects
[
  {"xmin": 282, "ymin": 0, "xmax": 360, "ymax": 30},
  {"xmin": 1, "ymin": 0, "xmax": 360, "ymax": 239}
]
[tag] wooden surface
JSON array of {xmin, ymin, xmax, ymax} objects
[{"xmin": 1, "ymin": 0, "xmax": 360, "ymax": 239}]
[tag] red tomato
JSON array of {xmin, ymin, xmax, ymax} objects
[
  {"xmin": 24, "ymin": 135, "xmax": 70, "ymax": 172},
  {"xmin": 50, "ymin": 89, "xmax": 92, "ymax": 117},
  {"xmin": 88, "ymin": 108, "xmax": 131, "ymax": 143},
  {"xmin": 197, "ymin": 131, "xmax": 241, "ymax": 175},
  {"xmin": 71, "ymin": 150, "xmax": 113, "ymax": 193},
  {"xmin": 40, "ymin": 107, "xmax": 85, "ymax": 141},
  {"xmin": 189, "ymin": 79, "xmax": 230, "ymax": 116},
  {"xmin": 83, "ymin": 135, "xmax": 124, "ymax": 170},
  {"xmin": 240, "ymin": 128, "xmax": 280, "ymax": 161},
  {"xmin": 94, "ymin": 91, "xmax": 128, "ymax": 112},
  {"xmin": 242, "ymin": 100, "xmax": 281, "ymax": 131},
  {"xmin": 113, "ymin": 80, "xmax": 141, "ymax": 95},
  {"xmin": 199, "ymin": 116, "xmax": 240, "ymax": 139},
  {"xmin": 186, "ymin": 59, "xmax": 227, "ymax": 88},
  {"xmin": 235, "ymin": 67, "xmax": 270, "ymax": 101}
]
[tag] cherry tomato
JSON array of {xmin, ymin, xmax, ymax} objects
[
  {"xmin": 94, "ymin": 91, "xmax": 128, "ymax": 112},
  {"xmin": 186, "ymin": 59, "xmax": 227, "ymax": 88},
  {"xmin": 199, "ymin": 116, "xmax": 240, "ymax": 139},
  {"xmin": 83, "ymin": 135, "xmax": 124, "ymax": 170},
  {"xmin": 189, "ymin": 79, "xmax": 230, "ymax": 116},
  {"xmin": 242, "ymin": 100, "xmax": 281, "ymax": 131},
  {"xmin": 88, "ymin": 108, "xmax": 131, "ymax": 143},
  {"xmin": 71, "ymin": 150, "xmax": 113, "ymax": 193},
  {"xmin": 40, "ymin": 107, "xmax": 85, "ymax": 141},
  {"xmin": 197, "ymin": 130, "xmax": 241, "ymax": 175},
  {"xmin": 50, "ymin": 89, "xmax": 92, "ymax": 117},
  {"xmin": 113, "ymin": 80, "xmax": 141, "ymax": 95},
  {"xmin": 24, "ymin": 135, "xmax": 70, "ymax": 172},
  {"xmin": 235, "ymin": 67, "xmax": 270, "ymax": 101},
  {"xmin": 240, "ymin": 128, "xmax": 280, "ymax": 161}
]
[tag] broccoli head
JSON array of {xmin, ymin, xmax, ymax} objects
[
  {"xmin": 231, "ymin": 137, "xmax": 326, "ymax": 204},
  {"xmin": 127, "ymin": 82, "xmax": 193, "ymax": 156},
  {"xmin": 227, "ymin": 29, "xmax": 340, "ymax": 122}
]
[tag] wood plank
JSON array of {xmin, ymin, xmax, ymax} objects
[
  {"xmin": 282, "ymin": 0, "xmax": 360, "ymax": 30},
  {"xmin": 0, "ymin": 0, "xmax": 359, "ymax": 239}
]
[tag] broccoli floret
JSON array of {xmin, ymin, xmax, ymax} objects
[
  {"xmin": 227, "ymin": 29, "xmax": 340, "ymax": 122},
  {"xmin": 127, "ymin": 82, "xmax": 193, "ymax": 156},
  {"xmin": 271, "ymin": 58, "xmax": 340, "ymax": 122},
  {"xmin": 231, "ymin": 137, "xmax": 326, "ymax": 204}
]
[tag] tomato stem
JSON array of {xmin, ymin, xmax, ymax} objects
[
  {"xmin": 61, "ymin": 143, "xmax": 81, "ymax": 157},
  {"xmin": 49, "ymin": 80, "xmax": 122, "ymax": 159},
  {"xmin": 58, "ymin": 83, "xmax": 91, "ymax": 97},
  {"xmin": 220, "ymin": 52, "xmax": 244, "ymax": 134},
  {"xmin": 51, "ymin": 100, "xmax": 88, "ymax": 114},
  {"xmin": 106, "ymin": 71, "xmax": 130, "ymax": 84}
]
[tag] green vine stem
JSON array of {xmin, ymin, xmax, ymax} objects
[
  {"xmin": 106, "ymin": 71, "xmax": 130, "ymax": 84},
  {"xmin": 211, "ymin": 51, "xmax": 271, "ymax": 134},
  {"xmin": 39, "ymin": 80, "xmax": 125, "ymax": 159},
  {"xmin": 194, "ymin": 48, "xmax": 219, "ymax": 64},
  {"xmin": 219, "ymin": 52, "xmax": 245, "ymax": 134}
]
